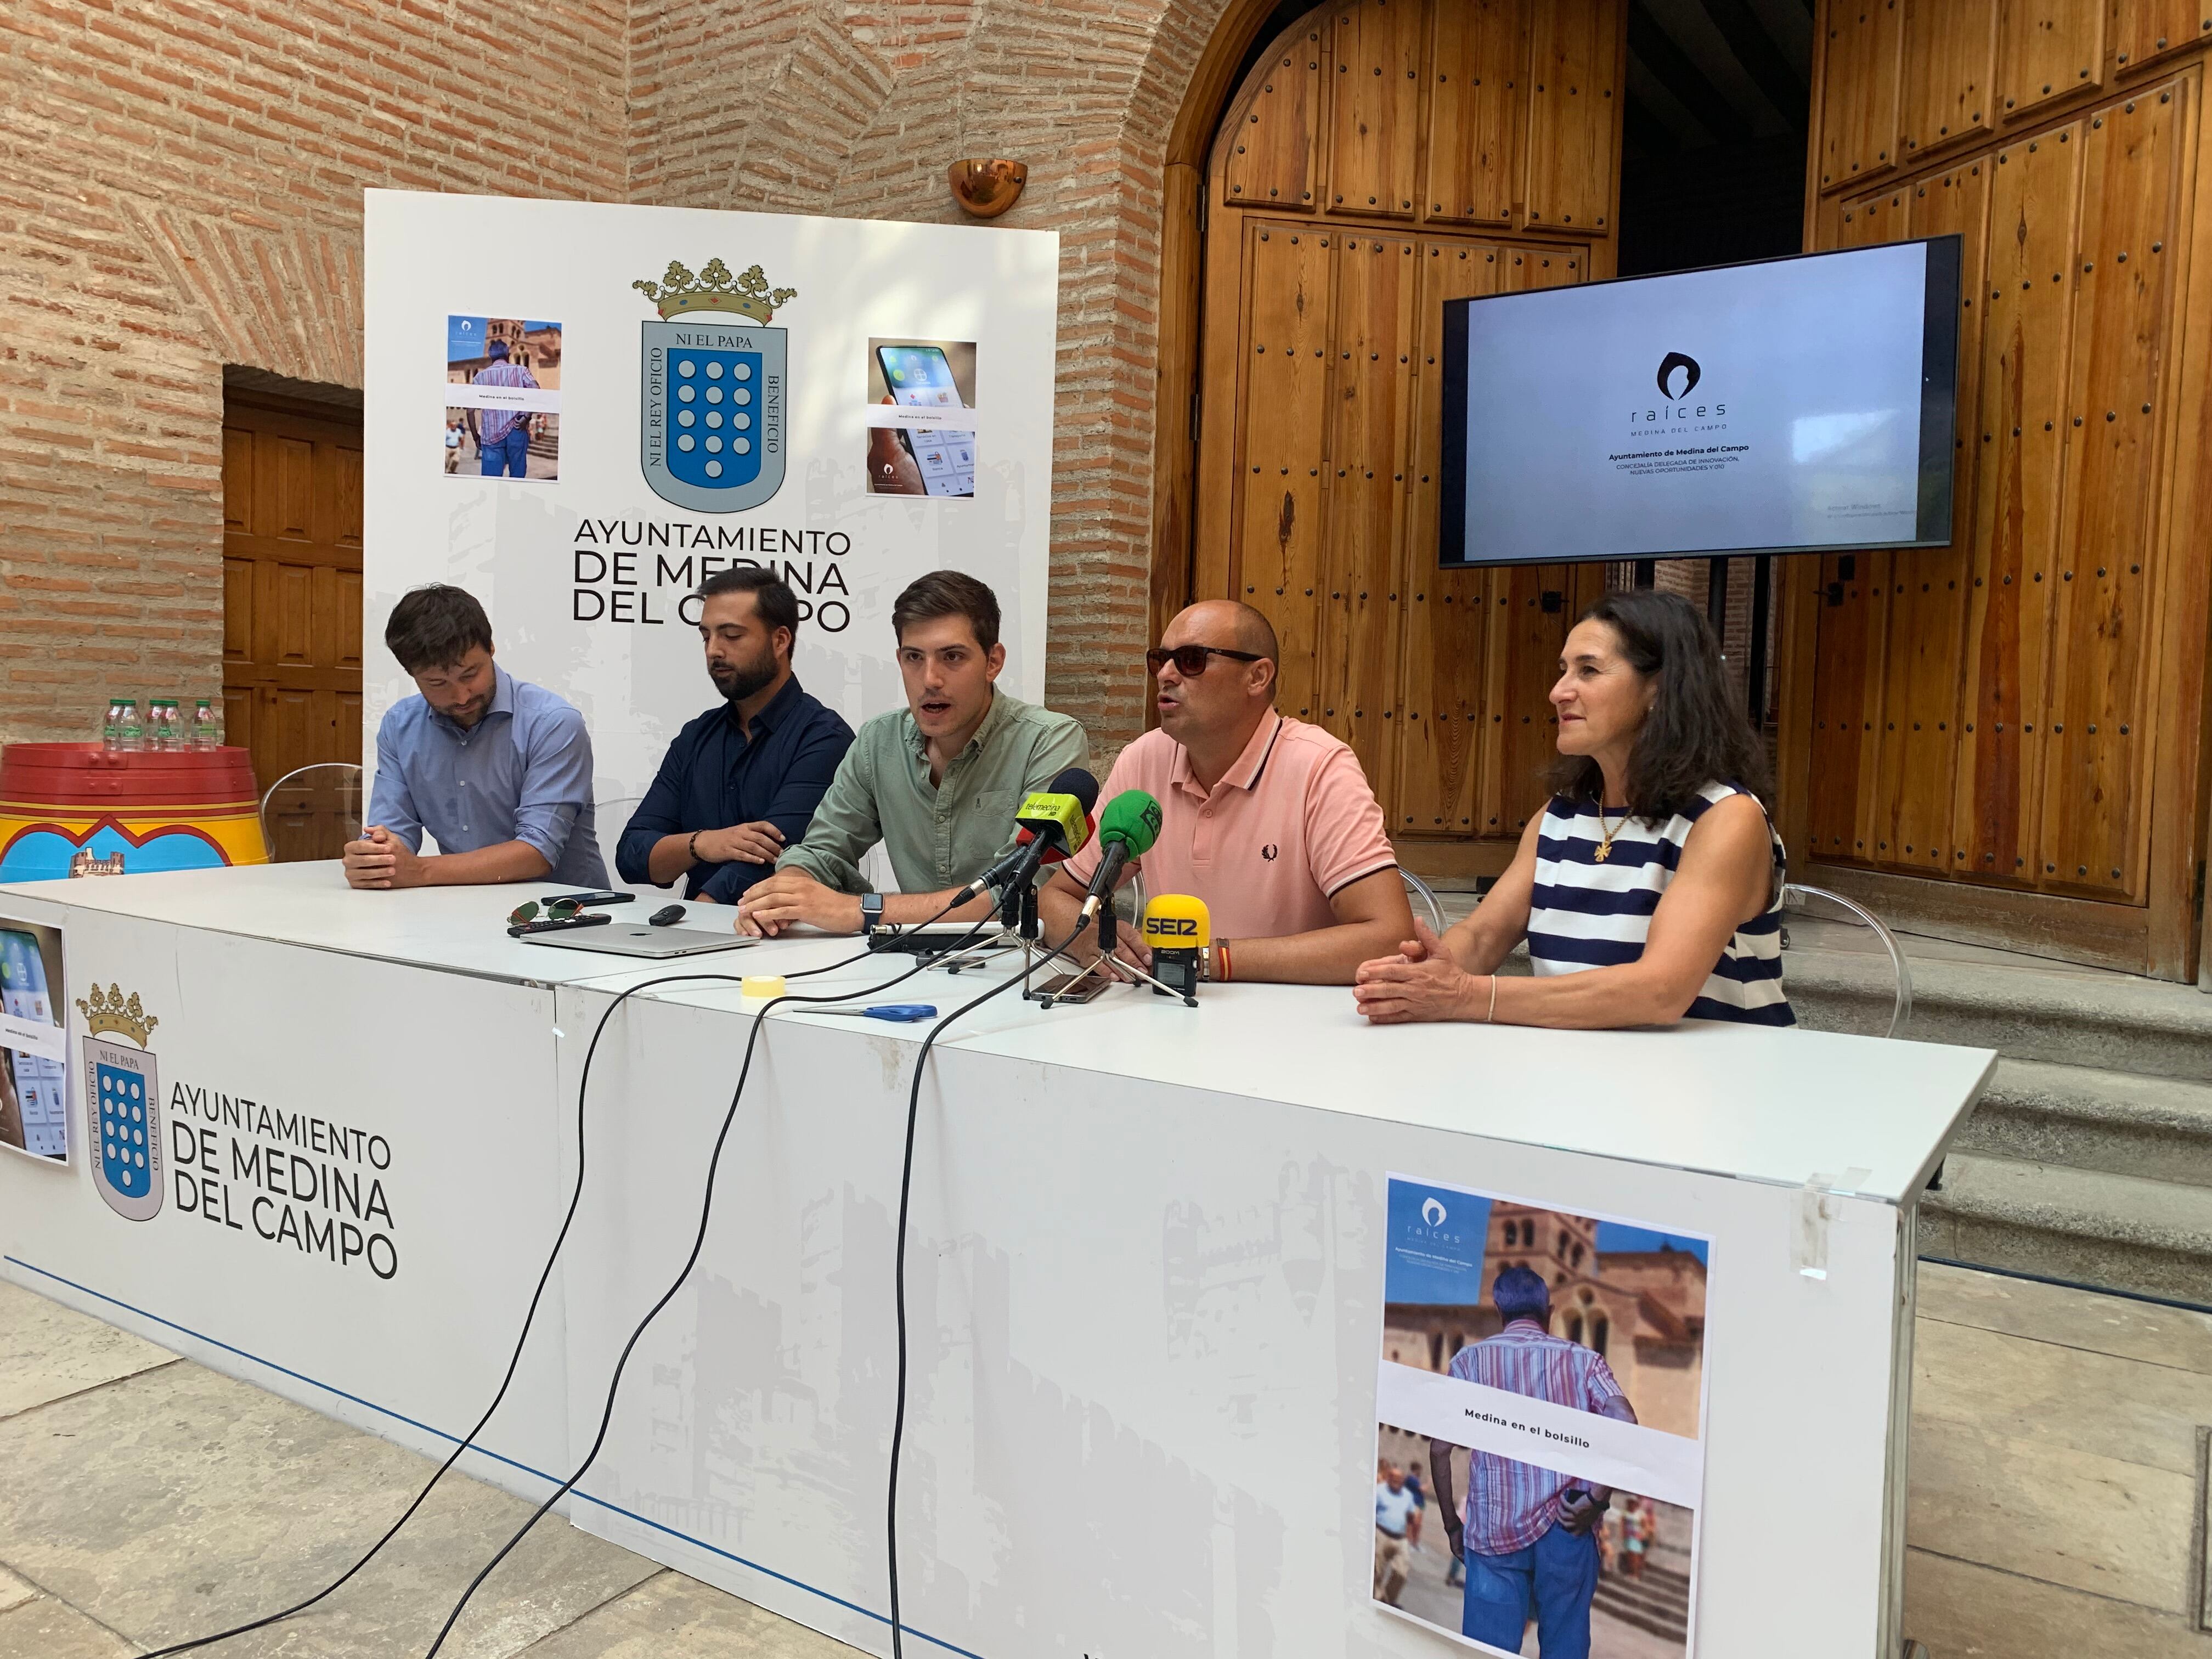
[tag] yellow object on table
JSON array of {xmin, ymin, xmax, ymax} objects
[{"xmin": 740, "ymin": 975, "xmax": 787, "ymax": 1000}]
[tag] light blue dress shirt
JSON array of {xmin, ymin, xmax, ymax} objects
[{"xmin": 367, "ymin": 665, "xmax": 608, "ymax": 887}]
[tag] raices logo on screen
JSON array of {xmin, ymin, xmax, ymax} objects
[
  {"xmin": 1656, "ymin": 351, "xmax": 1701, "ymax": 401},
  {"xmin": 1632, "ymin": 347, "xmax": 1728, "ymax": 432},
  {"xmin": 78, "ymin": 983, "xmax": 162, "ymax": 1221},
  {"xmin": 634, "ymin": 258, "xmax": 794, "ymax": 514},
  {"xmin": 1421, "ymin": 1197, "xmax": 1448, "ymax": 1227}
]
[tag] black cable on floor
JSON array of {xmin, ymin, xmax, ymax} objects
[
  {"xmin": 417, "ymin": 916, "xmax": 1005, "ymax": 1657},
  {"xmin": 139, "ymin": 906, "xmax": 974, "ymax": 1657},
  {"xmin": 884, "ymin": 921, "xmax": 1087, "ymax": 1658}
]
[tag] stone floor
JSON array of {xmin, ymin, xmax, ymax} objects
[
  {"xmin": 1901, "ymin": 1263, "xmax": 2212, "ymax": 1655},
  {"xmin": 0, "ymin": 1265, "xmax": 2205, "ymax": 1657},
  {"xmin": 0, "ymin": 1279, "xmax": 846, "ymax": 1658}
]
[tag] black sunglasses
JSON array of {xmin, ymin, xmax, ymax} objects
[
  {"xmin": 1146, "ymin": 645, "xmax": 1264, "ymax": 677},
  {"xmin": 507, "ymin": 898, "xmax": 586, "ymax": 927}
]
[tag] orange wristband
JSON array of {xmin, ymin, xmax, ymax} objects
[{"xmin": 1216, "ymin": 939, "xmax": 1232, "ymax": 983}]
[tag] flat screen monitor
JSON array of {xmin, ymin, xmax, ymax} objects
[{"xmin": 1438, "ymin": 237, "xmax": 1961, "ymax": 567}]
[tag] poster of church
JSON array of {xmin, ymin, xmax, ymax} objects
[{"xmin": 1371, "ymin": 1175, "xmax": 1711, "ymax": 1658}]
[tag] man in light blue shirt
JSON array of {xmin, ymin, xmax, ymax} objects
[{"xmin": 346, "ymin": 585, "xmax": 607, "ymax": 890}]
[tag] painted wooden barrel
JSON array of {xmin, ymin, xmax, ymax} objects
[{"xmin": 0, "ymin": 744, "xmax": 269, "ymax": 882}]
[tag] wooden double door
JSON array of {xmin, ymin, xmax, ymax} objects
[
  {"xmin": 1180, "ymin": 0, "xmax": 2212, "ymax": 974},
  {"xmin": 220, "ymin": 393, "xmax": 365, "ymax": 861},
  {"xmin": 1188, "ymin": 0, "xmax": 1624, "ymax": 874},
  {"xmin": 1797, "ymin": 3, "xmax": 2212, "ymax": 977}
]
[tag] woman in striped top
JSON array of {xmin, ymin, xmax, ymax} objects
[{"xmin": 1354, "ymin": 590, "xmax": 1792, "ymax": 1028}]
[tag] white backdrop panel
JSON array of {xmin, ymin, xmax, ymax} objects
[{"xmin": 362, "ymin": 190, "xmax": 1061, "ymax": 815}]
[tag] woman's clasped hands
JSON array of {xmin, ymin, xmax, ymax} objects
[{"xmin": 1352, "ymin": 918, "xmax": 1489, "ymax": 1025}]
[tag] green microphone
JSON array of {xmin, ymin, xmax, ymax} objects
[{"xmin": 1079, "ymin": 789, "xmax": 1164, "ymax": 952}]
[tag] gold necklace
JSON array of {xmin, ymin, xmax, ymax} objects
[{"xmin": 1593, "ymin": 803, "xmax": 1623, "ymax": 862}]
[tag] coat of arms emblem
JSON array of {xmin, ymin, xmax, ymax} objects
[
  {"xmin": 634, "ymin": 258, "xmax": 796, "ymax": 514},
  {"xmin": 77, "ymin": 983, "xmax": 161, "ymax": 1221}
]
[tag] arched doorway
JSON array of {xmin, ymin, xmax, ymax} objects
[
  {"xmin": 1153, "ymin": 0, "xmax": 2212, "ymax": 977},
  {"xmin": 1163, "ymin": 0, "xmax": 1626, "ymax": 875}
]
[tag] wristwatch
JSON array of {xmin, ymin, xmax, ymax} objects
[{"xmin": 860, "ymin": 892, "xmax": 885, "ymax": 930}]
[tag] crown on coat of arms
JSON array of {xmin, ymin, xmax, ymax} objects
[
  {"xmin": 632, "ymin": 259, "xmax": 798, "ymax": 323},
  {"xmin": 77, "ymin": 983, "xmax": 157, "ymax": 1047}
]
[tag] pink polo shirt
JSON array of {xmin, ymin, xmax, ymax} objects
[{"xmin": 1060, "ymin": 714, "xmax": 1398, "ymax": 940}]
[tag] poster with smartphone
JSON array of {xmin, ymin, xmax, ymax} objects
[
  {"xmin": 0, "ymin": 921, "xmax": 70, "ymax": 1164},
  {"xmin": 867, "ymin": 337, "xmax": 977, "ymax": 498}
]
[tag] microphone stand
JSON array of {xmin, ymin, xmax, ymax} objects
[
  {"xmin": 1006, "ymin": 873, "xmax": 1045, "ymax": 982},
  {"xmin": 1035, "ymin": 904, "xmax": 1197, "ymax": 1009},
  {"xmin": 926, "ymin": 848, "xmax": 1049, "ymax": 975}
]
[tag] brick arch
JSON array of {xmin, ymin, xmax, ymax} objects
[
  {"xmin": 0, "ymin": 0, "xmax": 1305, "ymax": 758},
  {"xmin": 0, "ymin": 1, "xmax": 627, "ymax": 747},
  {"xmin": 126, "ymin": 204, "xmax": 365, "ymax": 390},
  {"xmin": 628, "ymin": 0, "xmax": 1289, "ymax": 758}
]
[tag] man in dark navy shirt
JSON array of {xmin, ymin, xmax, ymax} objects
[{"xmin": 617, "ymin": 567, "xmax": 853, "ymax": 904}]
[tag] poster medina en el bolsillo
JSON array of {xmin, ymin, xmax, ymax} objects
[{"xmin": 1373, "ymin": 1173, "xmax": 1712, "ymax": 1658}]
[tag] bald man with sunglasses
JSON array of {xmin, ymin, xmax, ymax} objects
[{"xmin": 1040, "ymin": 600, "xmax": 1413, "ymax": 985}]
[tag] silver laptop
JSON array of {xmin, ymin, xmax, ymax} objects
[{"xmin": 522, "ymin": 926, "xmax": 760, "ymax": 960}]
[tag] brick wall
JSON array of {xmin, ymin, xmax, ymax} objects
[
  {"xmin": 0, "ymin": 0, "xmax": 625, "ymax": 745},
  {"xmin": 3, "ymin": 0, "xmax": 1233, "ymax": 760},
  {"xmin": 627, "ymin": 0, "xmax": 1231, "ymax": 753}
]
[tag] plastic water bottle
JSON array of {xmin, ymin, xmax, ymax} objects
[
  {"xmin": 149, "ymin": 698, "xmax": 178, "ymax": 752},
  {"xmin": 117, "ymin": 699, "xmax": 144, "ymax": 752},
  {"xmin": 192, "ymin": 698, "xmax": 220, "ymax": 751},
  {"xmin": 102, "ymin": 699, "xmax": 123, "ymax": 752}
]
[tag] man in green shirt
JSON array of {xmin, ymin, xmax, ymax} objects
[{"xmin": 736, "ymin": 570, "xmax": 1089, "ymax": 936}]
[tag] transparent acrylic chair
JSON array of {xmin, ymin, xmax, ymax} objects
[
  {"xmin": 1781, "ymin": 882, "xmax": 1914, "ymax": 1039},
  {"xmin": 1401, "ymin": 868, "xmax": 1447, "ymax": 933},
  {"xmin": 258, "ymin": 764, "xmax": 365, "ymax": 864}
]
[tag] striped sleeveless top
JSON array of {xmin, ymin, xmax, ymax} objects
[{"xmin": 1527, "ymin": 782, "xmax": 1793, "ymax": 1026}]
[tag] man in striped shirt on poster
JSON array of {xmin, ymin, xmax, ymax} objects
[
  {"xmin": 1428, "ymin": 1266, "xmax": 1639, "ymax": 1658},
  {"xmin": 469, "ymin": 338, "xmax": 540, "ymax": 478}
]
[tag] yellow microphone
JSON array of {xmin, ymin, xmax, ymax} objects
[
  {"xmin": 1139, "ymin": 894, "xmax": 1211, "ymax": 1000},
  {"xmin": 1013, "ymin": 787, "xmax": 1091, "ymax": 857}
]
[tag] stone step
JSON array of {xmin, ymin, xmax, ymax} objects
[
  {"xmin": 1593, "ymin": 1577, "xmax": 1689, "ymax": 1641},
  {"xmin": 1596, "ymin": 1570, "xmax": 1689, "ymax": 1614},
  {"xmin": 1920, "ymin": 1152, "xmax": 2212, "ymax": 1305},
  {"xmin": 1957, "ymin": 1058, "xmax": 2212, "ymax": 1189},
  {"xmin": 1783, "ymin": 943, "xmax": 2212, "ymax": 1082}
]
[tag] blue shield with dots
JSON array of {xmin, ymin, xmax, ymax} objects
[
  {"xmin": 639, "ymin": 319, "xmax": 787, "ymax": 513},
  {"xmin": 84, "ymin": 1035, "xmax": 161, "ymax": 1220}
]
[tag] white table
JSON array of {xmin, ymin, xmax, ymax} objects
[
  {"xmin": 0, "ymin": 865, "xmax": 768, "ymax": 1500},
  {"xmin": 0, "ymin": 865, "xmax": 1993, "ymax": 1659}
]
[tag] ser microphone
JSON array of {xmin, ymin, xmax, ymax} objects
[
  {"xmin": 1079, "ymin": 789, "xmax": 1163, "ymax": 952},
  {"xmin": 954, "ymin": 767, "xmax": 1099, "ymax": 902},
  {"xmin": 1139, "ymin": 894, "xmax": 1210, "ymax": 999}
]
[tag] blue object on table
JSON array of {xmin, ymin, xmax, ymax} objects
[{"xmin": 815, "ymin": 1003, "xmax": 939, "ymax": 1023}]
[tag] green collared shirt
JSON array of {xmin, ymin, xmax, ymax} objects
[{"xmin": 775, "ymin": 689, "xmax": 1090, "ymax": 895}]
